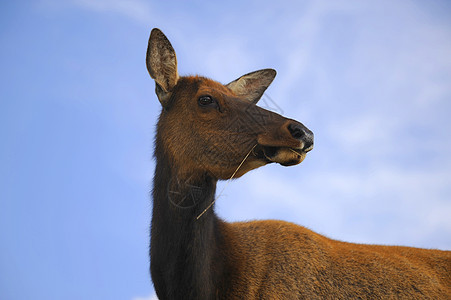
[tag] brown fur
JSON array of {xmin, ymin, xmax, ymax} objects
[
  {"xmin": 220, "ymin": 220, "xmax": 450, "ymax": 298},
  {"xmin": 146, "ymin": 28, "xmax": 451, "ymax": 299}
]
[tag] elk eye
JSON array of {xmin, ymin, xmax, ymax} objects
[{"xmin": 198, "ymin": 96, "xmax": 214, "ymax": 106}]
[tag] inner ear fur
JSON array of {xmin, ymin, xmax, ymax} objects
[
  {"xmin": 146, "ymin": 28, "xmax": 179, "ymax": 107},
  {"xmin": 226, "ymin": 69, "xmax": 276, "ymax": 104}
]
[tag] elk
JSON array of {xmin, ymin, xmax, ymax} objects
[{"xmin": 146, "ymin": 28, "xmax": 450, "ymax": 299}]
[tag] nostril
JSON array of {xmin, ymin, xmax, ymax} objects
[
  {"xmin": 287, "ymin": 123, "xmax": 305, "ymax": 140},
  {"xmin": 287, "ymin": 122, "xmax": 314, "ymax": 151}
]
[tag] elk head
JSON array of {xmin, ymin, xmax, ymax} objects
[{"xmin": 146, "ymin": 28, "xmax": 313, "ymax": 180}]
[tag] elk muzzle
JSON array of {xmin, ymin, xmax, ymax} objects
[{"xmin": 255, "ymin": 120, "xmax": 314, "ymax": 166}]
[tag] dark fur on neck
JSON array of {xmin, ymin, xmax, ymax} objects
[{"xmin": 150, "ymin": 133, "xmax": 228, "ymax": 299}]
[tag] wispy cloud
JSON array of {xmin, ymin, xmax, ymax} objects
[{"xmin": 219, "ymin": 157, "xmax": 451, "ymax": 249}]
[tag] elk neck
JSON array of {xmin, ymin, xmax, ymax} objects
[{"xmin": 150, "ymin": 132, "xmax": 227, "ymax": 299}]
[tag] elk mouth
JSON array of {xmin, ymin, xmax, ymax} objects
[{"xmin": 253, "ymin": 145, "xmax": 307, "ymax": 166}]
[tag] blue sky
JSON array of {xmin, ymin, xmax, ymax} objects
[{"xmin": 1, "ymin": 1, "xmax": 450, "ymax": 299}]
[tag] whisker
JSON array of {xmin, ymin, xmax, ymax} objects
[{"xmin": 289, "ymin": 148, "xmax": 300, "ymax": 155}]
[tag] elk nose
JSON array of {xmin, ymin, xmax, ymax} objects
[{"xmin": 287, "ymin": 122, "xmax": 314, "ymax": 152}]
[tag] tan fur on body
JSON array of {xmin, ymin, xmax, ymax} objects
[
  {"xmin": 146, "ymin": 28, "xmax": 451, "ymax": 299},
  {"xmin": 221, "ymin": 220, "xmax": 450, "ymax": 298}
]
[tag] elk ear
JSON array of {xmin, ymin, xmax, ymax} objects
[
  {"xmin": 146, "ymin": 28, "xmax": 179, "ymax": 108},
  {"xmin": 226, "ymin": 69, "xmax": 276, "ymax": 104}
]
